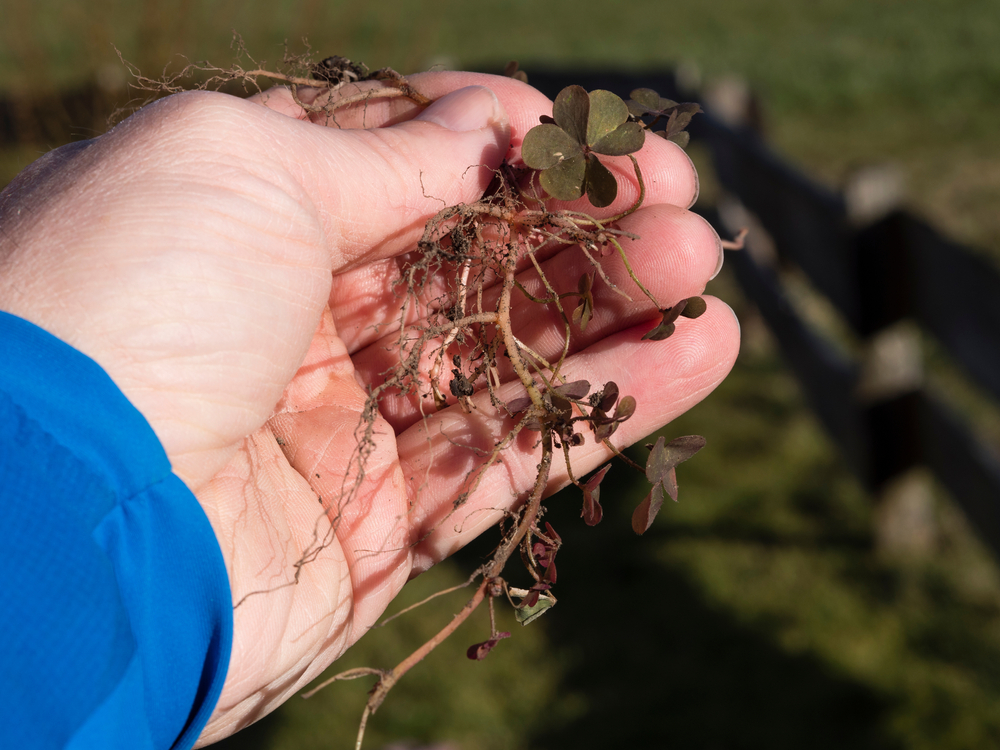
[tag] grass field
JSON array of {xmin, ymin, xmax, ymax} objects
[
  {"xmin": 3, "ymin": 0, "xmax": 998, "ymax": 247},
  {"xmin": 3, "ymin": 1, "xmax": 1000, "ymax": 748}
]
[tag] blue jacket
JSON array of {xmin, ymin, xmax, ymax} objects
[{"xmin": 0, "ymin": 311, "xmax": 232, "ymax": 749}]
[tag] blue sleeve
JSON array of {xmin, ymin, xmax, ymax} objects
[{"xmin": 0, "ymin": 311, "xmax": 233, "ymax": 750}]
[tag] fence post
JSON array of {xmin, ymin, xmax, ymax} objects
[
  {"xmin": 849, "ymin": 168, "xmax": 939, "ymax": 557},
  {"xmin": 856, "ymin": 323, "xmax": 937, "ymax": 555}
]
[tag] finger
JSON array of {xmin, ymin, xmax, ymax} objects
[
  {"xmin": 249, "ymin": 72, "xmax": 697, "ymax": 270},
  {"xmin": 350, "ymin": 203, "xmax": 724, "ymax": 430},
  {"xmin": 248, "ymin": 72, "xmax": 554, "ymax": 145},
  {"xmin": 394, "ymin": 296, "xmax": 740, "ymax": 571},
  {"xmin": 371, "ymin": 72, "xmax": 700, "ymax": 211},
  {"xmin": 492, "ymin": 204, "xmax": 724, "ymax": 363},
  {"xmin": 249, "ymin": 73, "xmax": 698, "ymax": 350},
  {"xmin": 250, "ymin": 84, "xmax": 511, "ymax": 273}
]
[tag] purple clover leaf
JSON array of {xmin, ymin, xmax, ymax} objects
[{"xmin": 632, "ymin": 435, "xmax": 706, "ymax": 534}]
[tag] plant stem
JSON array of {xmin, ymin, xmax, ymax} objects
[{"xmin": 346, "ymin": 426, "xmax": 554, "ymax": 749}]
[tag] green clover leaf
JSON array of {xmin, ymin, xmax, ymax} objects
[{"xmin": 522, "ymin": 85, "xmax": 646, "ymax": 208}]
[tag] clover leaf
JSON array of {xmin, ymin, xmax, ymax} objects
[
  {"xmin": 590, "ymin": 391, "xmax": 636, "ymax": 441},
  {"xmin": 641, "ymin": 296, "xmax": 708, "ymax": 341},
  {"xmin": 626, "ymin": 88, "xmax": 703, "ymax": 149},
  {"xmin": 580, "ymin": 464, "xmax": 611, "ymax": 526},
  {"xmin": 632, "ymin": 435, "xmax": 706, "ymax": 534},
  {"xmin": 521, "ymin": 85, "xmax": 646, "ymax": 208},
  {"xmin": 572, "ymin": 272, "xmax": 595, "ymax": 331},
  {"xmin": 503, "ymin": 60, "xmax": 528, "ymax": 83},
  {"xmin": 466, "ymin": 631, "xmax": 511, "ymax": 660}
]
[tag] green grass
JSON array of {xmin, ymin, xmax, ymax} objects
[
  {"xmin": 3, "ymin": 0, "xmax": 998, "ymax": 247},
  {"xmin": 653, "ymin": 316, "xmax": 1000, "ymax": 749},
  {"xmin": 5, "ymin": 1, "xmax": 1000, "ymax": 748}
]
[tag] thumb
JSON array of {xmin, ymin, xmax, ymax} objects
[{"xmin": 290, "ymin": 85, "xmax": 510, "ymax": 270}]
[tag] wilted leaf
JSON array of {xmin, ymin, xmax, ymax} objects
[
  {"xmin": 591, "ymin": 408, "xmax": 620, "ymax": 441},
  {"xmin": 643, "ymin": 434, "xmax": 706, "ymax": 505},
  {"xmin": 664, "ymin": 434, "xmax": 707, "ymax": 463},
  {"xmin": 598, "ymin": 381, "xmax": 619, "ymax": 411},
  {"xmin": 641, "ymin": 307, "xmax": 681, "ymax": 341},
  {"xmin": 632, "ymin": 483, "xmax": 666, "ymax": 535},
  {"xmin": 510, "ymin": 381, "xmax": 589, "ymax": 417},
  {"xmin": 646, "ymin": 435, "xmax": 705, "ymax": 481},
  {"xmin": 628, "ymin": 92, "xmax": 701, "ymax": 149},
  {"xmin": 544, "ymin": 521, "xmax": 562, "ymax": 544},
  {"xmin": 657, "ymin": 103, "xmax": 703, "ymax": 148},
  {"xmin": 503, "ymin": 60, "xmax": 528, "ymax": 83},
  {"xmin": 549, "ymin": 392, "xmax": 573, "ymax": 420},
  {"xmin": 531, "ymin": 542, "xmax": 558, "ymax": 582},
  {"xmin": 573, "ymin": 272, "xmax": 595, "ymax": 331},
  {"xmin": 666, "ymin": 131, "xmax": 691, "ymax": 148},
  {"xmin": 642, "ymin": 298, "xmax": 707, "ymax": 341},
  {"xmin": 614, "ymin": 395, "xmax": 637, "ymax": 422},
  {"xmin": 581, "ymin": 493, "xmax": 603, "ymax": 526},
  {"xmin": 591, "ymin": 393, "xmax": 635, "ymax": 441},
  {"xmin": 581, "ymin": 463, "xmax": 612, "ymax": 526},
  {"xmin": 512, "ymin": 591, "xmax": 556, "ymax": 625},
  {"xmin": 627, "ymin": 88, "xmax": 678, "ymax": 117},
  {"xmin": 645, "ymin": 436, "xmax": 668, "ymax": 484},
  {"xmin": 467, "ymin": 631, "xmax": 511, "ymax": 660},
  {"xmin": 552, "ymin": 379, "xmax": 591, "ymax": 400},
  {"xmin": 506, "ymin": 394, "xmax": 533, "ymax": 414},
  {"xmin": 543, "ymin": 558, "xmax": 558, "ymax": 583},
  {"xmin": 666, "ymin": 103, "xmax": 702, "ymax": 135}
]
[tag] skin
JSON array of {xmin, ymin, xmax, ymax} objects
[{"xmin": 0, "ymin": 71, "xmax": 739, "ymax": 744}]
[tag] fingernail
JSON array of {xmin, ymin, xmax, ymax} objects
[
  {"xmin": 726, "ymin": 300, "xmax": 741, "ymax": 337},
  {"xmin": 710, "ymin": 234, "xmax": 725, "ymax": 280},
  {"xmin": 700, "ymin": 215, "xmax": 726, "ymax": 280},
  {"xmin": 414, "ymin": 86, "xmax": 503, "ymax": 132}
]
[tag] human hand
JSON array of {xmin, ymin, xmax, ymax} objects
[{"xmin": 0, "ymin": 72, "xmax": 739, "ymax": 743}]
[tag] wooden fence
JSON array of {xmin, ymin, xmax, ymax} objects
[{"xmin": 530, "ymin": 70, "xmax": 1000, "ymax": 557}]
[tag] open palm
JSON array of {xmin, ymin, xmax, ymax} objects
[{"xmin": 0, "ymin": 72, "xmax": 738, "ymax": 744}]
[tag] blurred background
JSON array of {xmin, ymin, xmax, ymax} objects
[{"xmin": 3, "ymin": 1, "xmax": 1000, "ymax": 748}]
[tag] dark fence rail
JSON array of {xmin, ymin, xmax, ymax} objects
[
  {"xmin": 691, "ymin": 97, "xmax": 1000, "ymax": 557},
  {"xmin": 529, "ymin": 70, "xmax": 1000, "ymax": 557}
]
